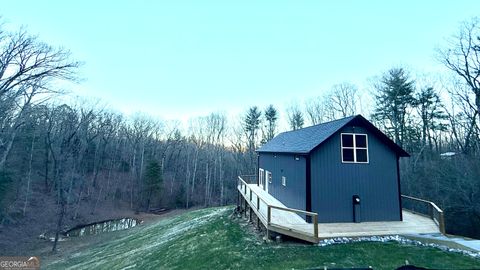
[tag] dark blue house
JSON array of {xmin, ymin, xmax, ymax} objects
[{"xmin": 256, "ymin": 115, "xmax": 409, "ymax": 223}]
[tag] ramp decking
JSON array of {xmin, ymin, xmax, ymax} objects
[{"xmin": 237, "ymin": 178, "xmax": 442, "ymax": 243}]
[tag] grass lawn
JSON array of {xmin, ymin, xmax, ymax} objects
[{"xmin": 45, "ymin": 206, "xmax": 480, "ymax": 270}]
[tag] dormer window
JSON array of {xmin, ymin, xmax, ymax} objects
[{"xmin": 341, "ymin": 133, "xmax": 368, "ymax": 163}]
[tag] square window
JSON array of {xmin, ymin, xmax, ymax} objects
[
  {"xmin": 342, "ymin": 148, "xmax": 354, "ymax": 162},
  {"xmin": 342, "ymin": 134, "xmax": 354, "ymax": 147},
  {"xmin": 355, "ymin": 134, "xmax": 367, "ymax": 148},
  {"xmin": 341, "ymin": 133, "xmax": 368, "ymax": 163},
  {"xmin": 356, "ymin": 149, "xmax": 368, "ymax": 162}
]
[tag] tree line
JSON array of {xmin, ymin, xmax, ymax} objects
[{"xmin": 1, "ymin": 17, "xmax": 479, "ymax": 253}]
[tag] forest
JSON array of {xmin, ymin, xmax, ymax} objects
[{"xmin": 0, "ymin": 17, "xmax": 479, "ymax": 254}]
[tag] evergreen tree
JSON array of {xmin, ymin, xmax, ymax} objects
[
  {"xmin": 263, "ymin": 105, "xmax": 278, "ymax": 143},
  {"xmin": 414, "ymin": 87, "xmax": 448, "ymax": 152},
  {"xmin": 244, "ymin": 106, "xmax": 261, "ymax": 152},
  {"xmin": 144, "ymin": 160, "xmax": 163, "ymax": 211},
  {"xmin": 287, "ymin": 104, "xmax": 305, "ymax": 131},
  {"xmin": 372, "ymin": 68, "xmax": 415, "ymax": 147},
  {"xmin": 289, "ymin": 111, "xmax": 304, "ymax": 130}
]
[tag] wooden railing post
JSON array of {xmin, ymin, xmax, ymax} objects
[
  {"xmin": 439, "ymin": 211, "xmax": 446, "ymax": 234},
  {"xmin": 237, "ymin": 190, "xmax": 242, "ymax": 210},
  {"xmin": 267, "ymin": 205, "xmax": 271, "ymax": 225},
  {"xmin": 313, "ymin": 214, "xmax": 318, "ymax": 238},
  {"xmin": 250, "ymin": 189, "xmax": 252, "ymax": 202},
  {"xmin": 257, "ymin": 196, "xmax": 260, "ymax": 210}
]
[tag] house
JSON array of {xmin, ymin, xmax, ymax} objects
[{"xmin": 256, "ymin": 114, "xmax": 409, "ymax": 223}]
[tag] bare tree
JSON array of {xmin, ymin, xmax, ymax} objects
[
  {"xmin": 44, "ymin": 104, "xmax": 85, "ymax": 252},
  {"xmin": 204, "ymin": 112, "xmax": 226, "ymax": 206},
  {"xmin": 187, "ymin": 116, "xmax": 207, "ymax": 201},
  {"xmin": 439, "ymin": 17, "xmax": 480, "ymax": 114},
  {"xmin": 325, "ymin": 82, "xmax": 358, "ymax": 119},
  {"xmin": 444, "ymin": 79, "xmax": 480, "ymax": 153},
  {"xmin": 0, "ymin": 26, "xmax": 80, "ymax": 169},
  {"xmin": 305, "ymin": 97, "xmax": 326, "ymax": 125},
  {"xmin": 438, "ymin": 17, "xmax": 480, "ymax": 153},
  {"xmin": 126, "ymin": 114, "xmax": 155, "ymax": 210}
]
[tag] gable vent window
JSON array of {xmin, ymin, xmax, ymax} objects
[{"xmin": 341, "ymin": 133, "xmax": 368, "ymax": 163}]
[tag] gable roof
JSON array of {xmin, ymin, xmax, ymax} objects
[{"xmin": 256, "ymin": 114, "xmax": 409, "ymax": 157}]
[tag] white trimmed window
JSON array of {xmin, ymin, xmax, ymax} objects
[
  {"xmin": 267, "ymin": 171, "xmax": 272, "ymax": 184},
  {"xmin": 259, "ymin": 168, "xmax": 265, "ymax": 187},
  {"xmin": 341, "ymin": 133, "xmax": 369, "ymax": 163},
  {"xmin": 281, "ymin": 176, "xmax": 286, "ymax": 186}
]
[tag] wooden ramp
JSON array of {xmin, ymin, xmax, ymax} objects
[
  {"xmin": 237, "ymin": 178, "xmax": 319, "ymax": 243},
  {"xmin": 237, "ymin": 176, "xmax": 443, "ymax": 244}
]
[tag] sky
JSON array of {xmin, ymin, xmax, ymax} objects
[{"xmin": 1, "ymin": 1, "xmax": 479, "ymax": 126}]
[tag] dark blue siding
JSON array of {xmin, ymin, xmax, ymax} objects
[
  {"xmin": 310, "ymin": 125, "xmax": 401, "ymax": 222},
  {"xmin": 258, "ymin": 153, "xmax": 306, "ymax": 211}
]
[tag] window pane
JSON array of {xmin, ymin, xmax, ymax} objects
[
  {"xmin": 356, "ymin": 149, "xmax": 368, "ymax": 162},
  {"xmin": 356, "ymin": 134, "xmax": 367, "ymax": 148},
  {"xmin": 342, "ymin": 134, "xmax": 354, "ymax": 147},
  {"xmin": 342, "ymin": 148, "xmax": 354, "ymax": 162}
]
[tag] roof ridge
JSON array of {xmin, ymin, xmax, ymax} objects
[
  {"xmin": 278, "ymin": 114, "xmax": 357, "ymax": 135},
  {"xmin": 256, "ymin": 114, "xmax": 409, "ymax": 157}
]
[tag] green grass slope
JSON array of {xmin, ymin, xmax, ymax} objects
[{"xmin": 46, "ymin": 206, "xmax": 479, "ymax": 270}]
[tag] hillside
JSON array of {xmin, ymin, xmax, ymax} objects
[{"xmin": 45, "ymin": 206, "xmax": 479, "ymax": 270}]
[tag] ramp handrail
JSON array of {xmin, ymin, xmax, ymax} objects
[
  {"xmin": 238, "ymin": 174, "xmax": 257, "ymax": 184},
  {"xmin": 238, "ymin": 176, "xmax": 319, "ymax": 240},
  {"xmin": 401, "ymin": 194, "xmax": 445, "ymax": 234}
]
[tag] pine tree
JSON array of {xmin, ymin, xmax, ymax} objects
[
  {"xmin": 287, "ymin": 104, "xmax": 304, "ymax": 131},
  {"xmin": 244, "ymin": 106, "xmax": 261, "ymax": 152},
  {"xmin": 263, "ymin": 105, "xmax": 278, "ymax": 143},
  {"xmin": 372, "ymin": 68, "xmax": 415, "ymax": 147},
  {"xmin": 290, "ymin": 111, "xmax": 304, "ymax": 130},
  {"xmin": 414, "ymin": 87, "xmax": 448, "ymax": 152},
  {"xmin": 144, "ymin": 160, "xmax": 163, "ymax": 211}
]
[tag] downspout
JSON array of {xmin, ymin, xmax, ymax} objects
[
  {"xmin": 306, "ymin": 155, "xmax": 312, "ymax": 223},
  {"xmin": 396, "ymin": 156, "xmax": 403, "ymax": 221},
  {"xmin": 256, "ymin": 153, "xmax": 260, "ymax": 186}
]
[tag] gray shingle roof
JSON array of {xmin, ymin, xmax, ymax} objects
[{"xmin": 256, "ymin": 114, "xmax": 409, "ymax": 156}]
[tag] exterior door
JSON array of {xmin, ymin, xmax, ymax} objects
[{"xmin": 259, "ymin": 168, "xmax": 264, "ymax": 188}]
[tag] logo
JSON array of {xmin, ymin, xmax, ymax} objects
[{"xmin": 0, "ymin": 257, "xmax": 40, "ymax": 270}]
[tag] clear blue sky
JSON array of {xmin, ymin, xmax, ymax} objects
[{"xmin": 2, "ymin": 1, "xmax": 479, "ymax": 123}]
